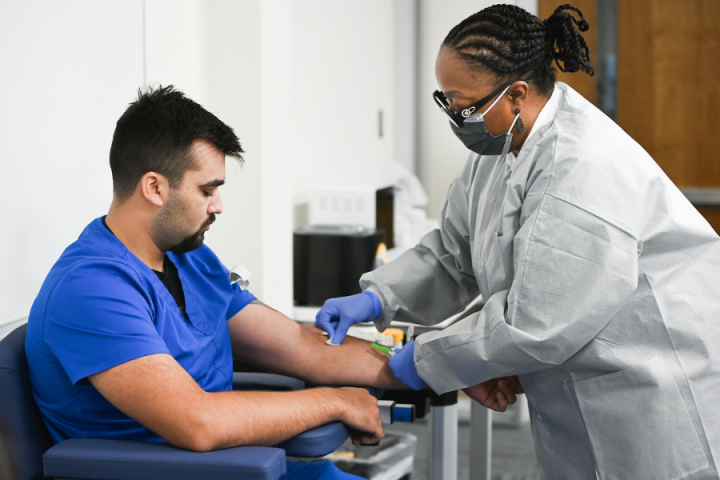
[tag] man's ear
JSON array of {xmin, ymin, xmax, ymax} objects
[{"xmin": 139, "ymin": 172, "xmax": 168, "ymax": 207}]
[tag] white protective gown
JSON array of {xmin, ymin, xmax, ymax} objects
[{"xmin": 361, "ymin": 83, "xmax": 720, "ymax": 479}]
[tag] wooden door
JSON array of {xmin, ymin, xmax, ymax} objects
[
  {"xmin": 540, "ymin": 1, "xmax": 720, "ymax": 230},
  {"xmin": 616, "ymin": 0, "xmax": 720, "ymax": 230}
]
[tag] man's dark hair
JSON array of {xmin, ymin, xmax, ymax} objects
[
  {"xmin": 442, "ymin": 4, "xmax": 594, "ymax": 96},
  {"xmin": 109, "ymin": 85, "xmax": 244, "ymax": 201}
]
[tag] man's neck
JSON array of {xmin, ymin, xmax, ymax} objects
[{"xmin": 106, "ymin": 199, "xmax": 166, "ymax": 272}]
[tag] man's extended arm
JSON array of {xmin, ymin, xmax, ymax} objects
[
  {"xmin": 227, "ymin": 303, "xmax": 406, "ymax": 389},
  {"xmin": 231, "ymin": 303, "xmax": 523, "ymax": 411},
  {"xmin": 88, "ymin": 352, "xmax": 382, "ymax": 452}
]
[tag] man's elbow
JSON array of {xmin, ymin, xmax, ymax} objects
[
  {"xmin": 181, "ymin": 437, "xmax": 217, "ymax": 453},
  {"xmin": 177, "ymin": 430, "xmax": 217, "ymax": 453},
  {"xmin": 162, "ymin": 411, "xmax": 221, "ymax": 452},
  {"xmin": 171, "ymin": 436, "xmax": 213, "ymax": 453}
]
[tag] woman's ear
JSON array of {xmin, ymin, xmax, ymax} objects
[{"xmin": 508, "ymin": 81, "xmax": 530, "ymax": 109}]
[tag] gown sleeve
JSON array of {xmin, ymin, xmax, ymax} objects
[
  {"xmin": 360, "ymin": 155, "xmax": 482, "ymax": 331},
  {"xmin": 414, "ymin": 193, "xmax": 639, "ymax": 394}
]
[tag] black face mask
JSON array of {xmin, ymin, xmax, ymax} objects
[
  {"xmin": 449, "ymin": 114, "xmax": 513, "ymax": 156},
  {"xmin": 448, "ymin": 84, "xmax": 516, "ymax": 156}
]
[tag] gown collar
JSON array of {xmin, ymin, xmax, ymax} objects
[{"xmin": 519, "ymin": 84, "xmax": 561, "ymax": 150}]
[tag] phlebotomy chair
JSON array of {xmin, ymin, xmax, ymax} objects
[{"xmin": 0, "ymin": 323, "xmax": 350, "ymax": 480}]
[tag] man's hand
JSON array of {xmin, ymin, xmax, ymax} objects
[
  {"xmin": 463, "ymin": 376, "xmax": 524, "ymax": 412},
  {"xmin": 334, "ymin": 387, "xmax": 385, "ymax": 445}
]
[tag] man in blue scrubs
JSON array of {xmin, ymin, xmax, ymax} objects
[{"xmin": 25, "ymin": 86, "xmax": 518, "ymax": 479}]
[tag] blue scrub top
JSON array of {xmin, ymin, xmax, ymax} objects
[{"xmin": 25, "ymin": 217, "xmax": 256, "ymax": 444}]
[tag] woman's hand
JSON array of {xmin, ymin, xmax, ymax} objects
[
  {"xmin": 463, "ymin": 376, "xmax": 524, "ymax": 412},
  {"xmin": 314, "ymin": 292, "xmax": 383, "ymax": 344}
]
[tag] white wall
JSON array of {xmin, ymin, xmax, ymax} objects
[
  {"xmin": 417, "ymin": 0, "xmax": 537, "ymax": 218},
  {"xmin": 145, "ymin": 0, "xmax": 209, "ymax": 105},
  {"xmin": 0, "ymin": 0, "xmax": 401, "ymax": 324},
  {"xmin": 259, "ymin": 0, "xmax": 294, "ymax": 314},
  {"xmin": 0, "ymin": 0, "xmax": 144, "ymax": 325},
  {"xmin": 203, "ymin": 0, "xmax": 267, "ymax": 307},
  {"xmin": 1, "ymin": 0, "xmax": 542, "ymax": 323},
  {"xmin": 142, "ymin": 0, "xmax": 284, "ymax": 310},
  {"xmin": 145, "ymin": 0, "xmax": 398, "ymax": 314}
]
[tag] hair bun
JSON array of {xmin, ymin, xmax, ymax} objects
[
  {"xmin": 548, "ymin": 4, "xmax": 589, "ymax": 32},
  {"xmin": 543, "ymin": 4, "xmax": 594, "ymax": 75}
]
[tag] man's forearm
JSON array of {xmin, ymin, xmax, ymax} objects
[
  {"xmin": 89, "ymin": 353, "xmax": 383, "ymax": 452},
  {"xmin": 228, "ymin": 304, "xmax": 407, "ymax": 389},
  {"xmin": 197, "ymin": 387, "xmax": 357, "ymax": 451}
]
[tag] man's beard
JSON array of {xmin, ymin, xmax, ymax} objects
[
  {"xmin": 153, "ymin": 193, "xmax": 215, "ymax": 254},
  {"xmin": 168, "ymin": 221, "xmax": 210, "ymax": 254}
]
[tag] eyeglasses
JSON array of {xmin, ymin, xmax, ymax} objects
[{"xmin": 433, "ymin": 80, "xmax": 527, "ymax": 127}]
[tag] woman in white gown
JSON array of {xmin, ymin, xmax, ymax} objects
[{"xmin": 316, "ymin": 4, "xmax": 720, "ymax": 479}]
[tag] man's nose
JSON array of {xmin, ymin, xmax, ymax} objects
[{"xmin": 210, "ymin": 192, "xmax": 223, "ymax": 215}]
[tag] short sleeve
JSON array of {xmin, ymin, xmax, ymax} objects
[
  {"xmin": 44, "ymin": 261, "xmax": 170, "ymax": 385},
  {"xmin": 227, "ymin": 285, "xmax": 256, "ymax": 319}
]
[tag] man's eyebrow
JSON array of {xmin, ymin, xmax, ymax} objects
[{"xmin": 200, "ymin": 179, "xmax": 225, "ymax": 188}]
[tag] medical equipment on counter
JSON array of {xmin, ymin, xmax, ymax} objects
[
  {"xmin": 302, "ymin": 186, "xmax": 395, "ymax": 248},
  {"xmin": 293, "ymin": 225, "xmax": 385, "ymax": 307}
]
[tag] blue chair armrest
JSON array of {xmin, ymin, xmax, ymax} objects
[
  {"xmin": 233, "ymin": 372, "xmax": 305, "ymax": 391},
  {"xmin": 43, "ymin": 439, "xmax": 286, "ymax": 480},
  {"xmin": 231, "ymin": 374, "xmax": 351, "ymax": 457},
  {"xmin": 276, "ymin": 422, "xmax": 351, "ymax": 458}
]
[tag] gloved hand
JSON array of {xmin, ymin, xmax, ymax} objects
[
  {"xmin": 315, "ymin": 291, "xmax": 383, "ymax": 345},
  {"xmin": 388, "ymin": 341, "xmax": 426, "ymax": 391}
]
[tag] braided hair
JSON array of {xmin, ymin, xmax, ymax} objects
[{"xmin": 442, "ymin": 4, "xmax": 594, "ymax": 95}]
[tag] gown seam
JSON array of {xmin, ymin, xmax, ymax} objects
[{"xmin": 509, "ymin": 124, "xmax": 559, "ymax": 325}]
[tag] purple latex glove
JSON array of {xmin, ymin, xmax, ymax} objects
[
  {"xmin": 315, "ymin": 291, "xmax": 383, "ymax": 345},
  {"xmin": 388, "ymin": 341, "xmax": 426, "ymax": 390}
]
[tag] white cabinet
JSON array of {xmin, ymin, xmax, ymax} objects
[{"xmin": 289, "ymin": 0, "xmax": 396, "ymax": 192}]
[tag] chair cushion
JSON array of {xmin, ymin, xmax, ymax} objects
[
  {"xmin": 44, "ymin": 439, "xmax": 287, "ymax": 480},
  {"xmin": 276, "ymin": 422, "xmax": 351, "ymax": 458},
  {"xmin": 0, "ymin": 323, "xmax": 52, "ymax": 480}
]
